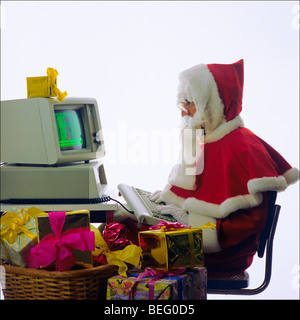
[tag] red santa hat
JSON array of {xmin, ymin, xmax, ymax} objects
[
  {"xmin": 207, "ymin": 59, "xmax": 244, "ymax": 121},
  {"xmin": 177, "ymin": 59, "xmax": 244, "ymax": 133}
]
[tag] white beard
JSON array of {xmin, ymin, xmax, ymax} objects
[
  {"xmin": 167, "ymin": 116, "xmax": 205, "ymax": 190},
  {"xmin": 181, "ymin": 113, "xmax": 204, "ymax": 129}
]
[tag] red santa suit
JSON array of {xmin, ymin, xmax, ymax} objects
[{"xmin": 160, "ymin": 59, "xmax": 299, "ymax": 276}]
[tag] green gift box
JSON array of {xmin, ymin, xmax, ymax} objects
[{"xmin": 0, "ymin": 208, "xmax": 40, "ymax": 267}]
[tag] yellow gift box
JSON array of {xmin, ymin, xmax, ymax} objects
[
  {"xmin": 27, "ymin": 67, "xmax": 67, "ymax": 101},
  {"xmin": 0, "ymin": 207, "xmax": 41, "ymax": 267},
  {"xmin": 138, "ymin": 222, "xmax": 215, "ymax": 270}
]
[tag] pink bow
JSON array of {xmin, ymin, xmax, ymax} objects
[
  {"xmin": 130, "ymin": 267, "xmax": 186, "ymax": 300},
  {"xmin": 26, "ymin": 212, "xmax": 95, "ymax": 271},
  {"xmin": 149, "ymin": 220, "xmax": 191, "ymax": 232}
]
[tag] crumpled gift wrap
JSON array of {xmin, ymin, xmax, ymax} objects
[
  {"xmin": 91, "ymin": 224, "xmax": 142, "ymax": 277},
  {"xmin": 26, "ymin": 210, "xmax": 94, "ymax": 271},
  {"xmin": 102, "ymin": 223, "xmax": 133, "ymax": 251},
  {"xmin": 0, "ymin": 207, "xmax": 42, "ymax": 267},
  {"xmin": 92, "ymin": 222, "xmax": 133, "ymax": 266},
  {"xmin": 27, "ymin": 67, "xmax": 67, "ymax": 101},
  {"xmin": 138, "ymin": 221, "xmax": 215, "ymax": 270}
]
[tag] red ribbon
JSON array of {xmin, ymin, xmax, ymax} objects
[
  {"xmin": 129, "ymin": 267, "xmax": 186, "ymax": 300},
  {"xmin": 149, "ymin": 220, "xmax": 191, "ymax": 232},
  {"xmin": 26, "ymin": 212, "xmax": 95, "ymax": 271}
]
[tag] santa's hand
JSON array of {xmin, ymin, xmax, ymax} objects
[
  {"xmin": 157, "ymin": 204, "xmax": 189, "ymax": 225},
  {"xmin": 149, "ymin": 190, "xmax": 164, "ymax": 203}
]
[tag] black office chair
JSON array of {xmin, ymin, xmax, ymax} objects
[{"xmin": 207, "ymin": 191, "xmax": 280, "ymax": 295}]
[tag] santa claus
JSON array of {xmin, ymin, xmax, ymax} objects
[{"xmin": 148, "ymin": 59, "xmax": 299, "ymax": 276}]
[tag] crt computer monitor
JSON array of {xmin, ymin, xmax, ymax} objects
[{"xmin": 0, "ymin": 97, "xmax": 105, "ymax": 165}]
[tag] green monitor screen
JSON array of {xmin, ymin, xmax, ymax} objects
[{"xmin": 55, "ymin": 109, "xmax": 86, "ymax": 151}]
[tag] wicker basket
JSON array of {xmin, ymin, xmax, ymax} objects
[{"xmin": 0, "ymin": 260, "xmax": 118, "ymax": 300}]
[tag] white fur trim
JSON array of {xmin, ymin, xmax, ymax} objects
[
  {"xmin": 248, "ymin": 176, "xmax": 287, "ymax": 193},
  {"xmin": 177, "ymin": 64, "xmax": 215, "ymax": 110},
  {"xmin": 189, "ymin": 213, "xmax": 221, "ymax": 253},
  {"xmin": 177, "ymin": 64, "xmax": 226, "ymax": 134},
  {"xmin": 181, "ymin": 170, "xmax": 299, "ymax": 220},
  {"xmin": 163, "ymin": 167, "xmax": 299, "ymax": 221},
  {"xmin": 248, "ymin": 169, "xmax": 299, "ymax": 194},
  {"xmin": 204, "ymin": 115, "xmax": 244, "ymax": 143},
  {"xmin": 283, "ymin": 167, "xmax": 300, "ymax": 185},
  {"xmin": 183, "ymin": 192, "xmax": 263, "ymax": 219}
]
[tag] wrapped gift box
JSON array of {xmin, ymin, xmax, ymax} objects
[
  {"xmin": 27, "ymin": 67, "xmax": 67, "ymax": 101},
  {"xmin": 164, "ymin": 273, "xmax": 192, "ymax": 300},
  {"xmin": 127, "ymin": 268, "xmax": 191, "ymax": 300},
  {"xmin": 0, "ymin": 208, "xmax": 39, "ymax": 267},
  {"xmin": 128, "ymin": 266, "xmax": 207, "ymax": 300},
  {"xmin": 27, "ymin": 76, "xmax": 54, "ymax": 98},
  {"xmin": 29, "ymin": 210, "xmax": 93, "ymax": 270},
  {"xmin": 106, "ymin": 275, "xmax": 178, "ymax": 300},
  {"xmin": 186, "ymin": 267, "xmax": 207, "ymax": 300},
  {"xmin": 138, "ymin": 226, "xmax": 204, "ymax": 270}
]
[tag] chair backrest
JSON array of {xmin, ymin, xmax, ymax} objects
[
  {"xmin": 257, "ymin": 191, "xmax": 278, "ymax": 258},
  {"xmin": 207, "ymin": 190, "xmax": 281, "ymax": 295}
]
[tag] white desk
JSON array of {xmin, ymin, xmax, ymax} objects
[
  {"xmin": 0, "ymin": 187, "xmax": 118, "ymax": 223},
  {"xmin": 0, "ymin": 201, "xmax": 118, "ymax": 223}
]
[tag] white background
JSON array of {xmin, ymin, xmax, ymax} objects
[{"xmin": 1, "ymin": 1, "xmax": 299, "ymax": 300}]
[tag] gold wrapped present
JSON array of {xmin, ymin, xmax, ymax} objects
[
  {"xmin": 27, "ymin": 67, "xmax": 67, "ymax": 101},
  {"xmin": 0, "ymin": 207, "xmax": 42, "ymax": 267},
  {"xmin": 138, "ymin": 221, "xmax": 215, "ymax": 270}
]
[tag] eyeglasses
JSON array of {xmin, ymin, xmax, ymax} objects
[
  {"xmin": 177, "ymin": 100, "xmax": 194, "ymax": 113},
  {"xmin": 177, "ymin": 104, "xmax": 188, "ymax": 113}
]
